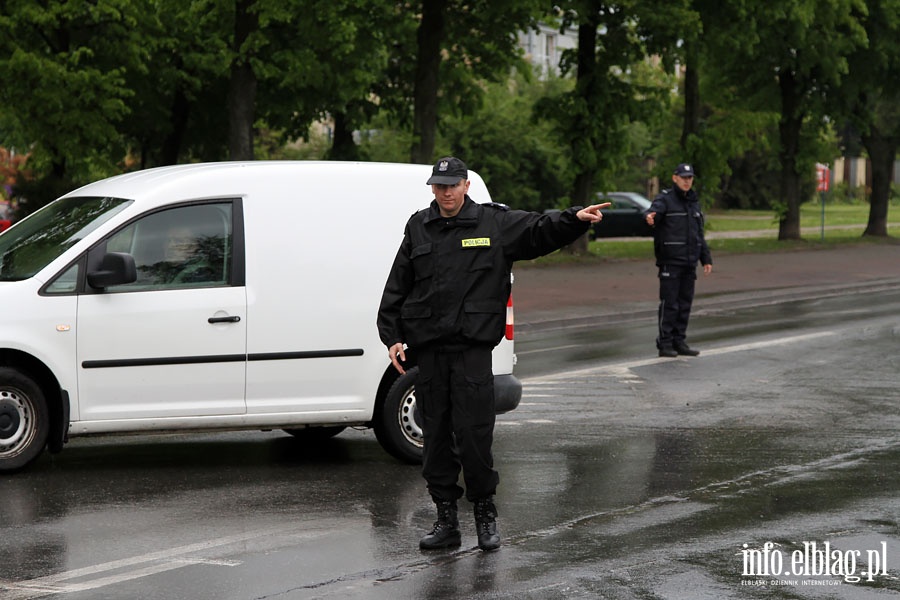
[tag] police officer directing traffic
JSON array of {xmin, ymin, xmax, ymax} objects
[
  {"xmin": 644, "ymin": 162, "xmax": 713, "ymax": 357},
  {"xmin": 377, "ymin": 156, "xmax": 608, "ymax": 551}
]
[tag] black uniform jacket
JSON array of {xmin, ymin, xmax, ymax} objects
[
  {"xmin": 378, "ymin": 196, "xmax": 589, "ymax": 350},
  {"xmin": 646, "ymin": 187, "xmax": 713, "ymax": 268}
]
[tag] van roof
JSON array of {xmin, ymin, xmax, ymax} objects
[{"xmin": 63, "ymin": 161, "xmax": 490, "ymax": 205}]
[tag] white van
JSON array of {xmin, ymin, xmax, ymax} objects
[{"xmin": 0, "ymin": 161, "xmax": 521, "ymax": 472}]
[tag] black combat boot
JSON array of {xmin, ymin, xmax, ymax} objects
[
  {"xmin": 673, "ymin": 341, "xmax": 700, "ymax": 356},
  {"xmin": 473, "ymin": 498, "xmax": 500, "ymax": 551},
  {"xmin": 419, "ymin": 500, "xmax": 461, "ymax": 550},
  {"xmin": 658, "ymin": 345, "xmax": 678, "ymax": 358}
]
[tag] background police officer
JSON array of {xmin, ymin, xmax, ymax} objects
[
  {"xmin": 645, "ymin": 163, "xmax": 713, "ymax": 357},
  {"xmin": 377, "ymin": 156, "xmax": 607, "ymax": 551}
]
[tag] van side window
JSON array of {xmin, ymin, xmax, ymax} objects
[
  {"xmin": 45, "ymin": 263, "xmax": 79, "ymax": 294},
  {"xmin": 106, "ymin": 203, "xmax": 233, "ymax": 291}
]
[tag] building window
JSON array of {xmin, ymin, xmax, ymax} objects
[{"xmin": 545, "ymin": 34, "xmax": 556, "ymax": 72}]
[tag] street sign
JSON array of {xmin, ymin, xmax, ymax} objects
[
  {"xmin": 816, "ymin": 163, "xmax": 830, "ymax": 241},
  {"xmin": 816, "ymin": 164, "xmax": 830, "ymax": 192}
]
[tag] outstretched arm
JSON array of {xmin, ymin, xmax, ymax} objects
[{"xmin": 645, "ymin": 193, "xmax": 668, "ymax": 227}]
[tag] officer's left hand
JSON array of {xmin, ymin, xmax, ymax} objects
[
  {"xmin": 387, "ymin": 342, "xmax": 407, "ymax": 374},
  {"xmin": 576, "ymin": 203, "xmax": 611, "ymax": 223}
]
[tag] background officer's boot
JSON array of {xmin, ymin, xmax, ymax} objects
[
  {"xmin": 658, "ymin": 345, "xmax": 678, "ymax": 358},
  {"xmin": 673, "ymin": 341, "xmax": 700, "ymax": 356},
  {"xmin": 473, "ymin": 498, "xmax": 500, "ymax": 551},
  {"xmin": 419, "ymin": 500, "xmax": 461, "ymax": 549},
  {"xmin": 657, "ymin": 337, "xmax": 677, "ymax": 358}
]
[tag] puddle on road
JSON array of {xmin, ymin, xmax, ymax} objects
[
  {"xmin": 501, "ymin": 426, "xmax": 900, "ymax": 536},
  {"xmin": 496, "ymin": 427, "xmax": 900, "ymax": 595}
]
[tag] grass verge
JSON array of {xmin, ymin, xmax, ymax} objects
[
  {"xmin": 519, "ymin": 226, "xmax": 899, "ymax": 267},
  {"xmin": 708, "ymin": 202, "xmax": 900, "ymax": 231}
]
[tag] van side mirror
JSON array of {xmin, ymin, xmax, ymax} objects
[{"xmin": 87, "ymin": 252, "xmax": 137, "ymax": 289}]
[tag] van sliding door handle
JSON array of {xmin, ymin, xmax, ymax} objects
[{"xmin": 208, "ymin": 315, "xmax": 241, "ymax": 324}]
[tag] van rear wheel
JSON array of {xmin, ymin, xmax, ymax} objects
[
  {"xmin": 0, "ymin": 368, "xmax": 49, "ymax": 472},
  {"xmin": 374, "ymin": 367, "xmax": 423, "ymax": 464}
]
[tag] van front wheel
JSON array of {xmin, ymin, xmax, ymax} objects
[
  {"xmin": 0, "ymin": 368, "xmax": 49, "ymax": 472},
  {"xmin": 374, "ymin": 367, "xmax": 423, "ymax": 464}
]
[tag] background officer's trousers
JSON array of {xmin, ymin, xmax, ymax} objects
[
  {"xmin": 657, "ymin": 265, "xmax": 697, "ymax": 348},
  {"xmin": 417, "ymin": 346, "xmax": 499, "ymax": 503}
]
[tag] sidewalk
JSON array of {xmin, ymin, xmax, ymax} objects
[{"xmin": 512, "ymin": 242, "xmax": 900, "ymax": 330}]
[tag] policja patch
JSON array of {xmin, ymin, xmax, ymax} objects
[{"xmin": 461, "ymin": 238, "xmax": 491, "ymax": 248}]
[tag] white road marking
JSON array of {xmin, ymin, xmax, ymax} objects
[
  {"xmin": 517, "ymin": 343, "xmax": 583, "ymax": 356},
  {"xmin": 0, "ymin": 523, "xmax": 331, "ymax": 598},
  {"xmin": 524, "ymin": 331, "xmax": 835, "ymax": 383}
]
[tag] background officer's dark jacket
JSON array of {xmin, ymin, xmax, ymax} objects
[
  {"xmin": 646, "ymin": 188, "xmax": 712, "ymax": 268},
  {"xmin": 378, "ymin": 196, "xmax": 589, "ymax": 350}
]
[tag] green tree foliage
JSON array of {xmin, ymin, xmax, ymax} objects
[
  {"xmin": 653, "ymin": 0, "xmax": 780, "ymax": 210},
  {"xmin": 141, "ymin": 0, "xmax": 397, "ymax": 163},
  {"xmin": 406, "ymin": 0, "xmax": 544, "ymax": 164},
  {"xmin": 843, "ymin": 0, "xmax": 900, "ymax": 236},
  {"xmin": 252, "ymin": 0, "xmax": 398, "ymax": 161},
  {"xmin": 537, "ymin": 1, "xmax": 693, "ymax": 253},
  {"xmin": 438, "ymin": 72, "xmax": 574, "ymax": 211},
  {"xmin": 121, "ymin": 0, "xmax": 231, "ymax": 167},
  {"xmin": 702, "ymin": 0, "xmax": 868, "ymax": 240},
  {"xmin": 0, "ymin": 0, "xmax": 150, "ymax": 209},
  {"xmin": 666, "ymin": 42, "xmax": 782, "ymax": 209},
  {"xmin": 1, "ymin": 0, "xmax": 896, "ymax": 235}
]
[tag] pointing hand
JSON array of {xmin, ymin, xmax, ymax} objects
[{"xmin": 576, "ymin": 203, "xmax": 611, "ymax": 223}]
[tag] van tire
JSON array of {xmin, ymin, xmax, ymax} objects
[
  {"xmin": 375, "ymin": 367, "xmax": 423, "ymax": 464},
  {"xmin": 0, "ymin": 368, "xmax": 49, "ymax": 472}
]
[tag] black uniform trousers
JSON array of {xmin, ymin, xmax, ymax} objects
[
  {"xmin": 417, "ymin": 346, "xmax": 499, "ymax": 503},
  {"xmin": 657, "ymin": 265, "xmax": 697, "ymax": 348}
]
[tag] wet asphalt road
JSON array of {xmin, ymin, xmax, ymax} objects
[{"xmin": 1, "ymin": 288, "xmax": 899, "ymax": 599}]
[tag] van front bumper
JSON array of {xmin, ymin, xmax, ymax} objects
[{"xmin": 494, "ymin": 374, "xmax": 522, "ymax": 414}]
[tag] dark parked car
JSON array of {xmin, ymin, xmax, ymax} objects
[{"xmin": 591, "ymin": 192, "xmax": 654, "ymax": 239}]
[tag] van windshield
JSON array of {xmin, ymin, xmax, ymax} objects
[{"xmin": 0, "ymin": 196, "xmax": 132, "ymax": 281}]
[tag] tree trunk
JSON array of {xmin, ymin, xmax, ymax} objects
[
  {"xmin": 409, "ymin": 0, "xmax": 444, "ymax": 164},
  {"xmin": 861, "ymin": 127, "xmax": 894, "ymax": 237},
  {"xmin": 776, "ymin": 134, "xmax": 803, "ymax": 241},
  {"xmin": 777, "ymin": 72, "xmax": 802, "ymax": 241},
  {"xmin": 561, "ymin": 17, "xmax": 600, "ymax": 256},
  {"xmin": 160, "ymin": 87, "xmax": 190, "ymax": 166},
  {"xmin": 327, "ymin": 111, "xmax": 361, "ymax": 161},
  {"xmin": 51, "ymin": 155, "xmax": 66, "ymax": 180},
  {"xmin": 680, "ymin": 39, "xmax": 700, "ymax": 152},
  {"xmin": 564, "ymin": 171, "xmax": 592, "ymax": 254},
  {"xmin": 227, "ymin": 0, "xmax": 258, "ymax": 161}
]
